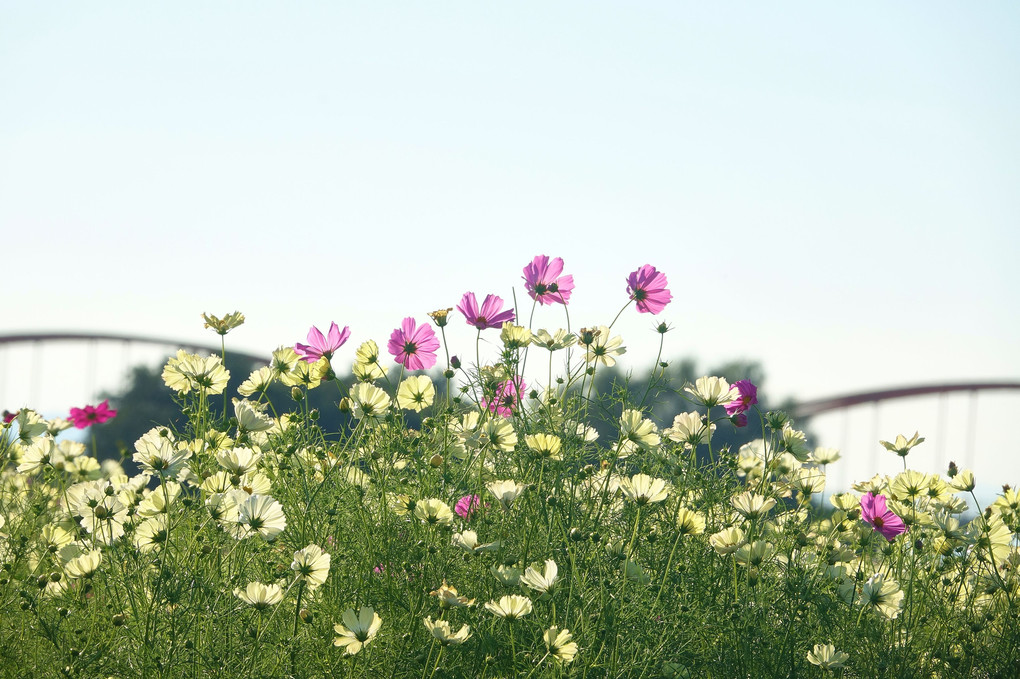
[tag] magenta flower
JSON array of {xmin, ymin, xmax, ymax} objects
[
  {"xmin": 455, "ymin": 494, "xmax": 484, "ymax": 519},
  {"xmin": 388, "ymin": 317, "xmax": 440, "ymax": 371},
  {"xmin": 456, "ymin": 292, "xmax": 515, "ymax": 330},
  {"xmin": 68, "ymin": 400, "xmax": 118, "ymax": 429},
  {"xmin": 294, "ymin": 322, "xmax": 351, "ymax": 363},
  {"xmin": 860, "ymin": 493, "xmax": 906, "ymax": 542},
  {"xmin": 626, "ymin": 264, "xmax": 672, "ymax": 314},
  {"xmin": 2, "ymin": 410, "xmax": 16, "ymax": 424},
  {"xmin": 730, "ymin": 412, "xmax": 748, "ymax": 428},
  {"xmin": 724, "ymin": 380, "xmax": 758, "ymax": 416},
  {"xmin": 482, "ymin": 376, "xmax": 526, "ymax": 418},
  {"xmin": 523, "ymin": 255, "xmax": 575, "ymax": 306}
]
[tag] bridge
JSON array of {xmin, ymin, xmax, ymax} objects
[{"xmin": 2, "ymin": 332, "xmax": 1018, "ymax": 494}]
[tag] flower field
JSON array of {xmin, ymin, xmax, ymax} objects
[{"xmin": 1, "ymin": 256, "xmax": 1017, "ymax": 678}]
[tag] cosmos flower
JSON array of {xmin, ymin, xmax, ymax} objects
[
  {"xmin": 454, "ymin": 494, "xmax": 483, "ymax": 519},
  {"xmin": 807, "ymin": 643, "xmax": 849, "ymax": 671},
  {"xmin": 860, "ymin": 492, "xmax": 906, "ymax": 541},
  {"xmin": 162, "ymin": 350, "xmax": 230, "ymax": 395},
  {"xmin": 859, "ymin": 573, "xmax": 905, "ymax": 619},
  {"xmin": 295, "ymin": 322, "xmax": 351, "ymax": 363},
  {"xmin": 626, "ymin": 264, "xmax": 672, "ymax": 314},
  {"xmin": 63, "ymin": 550, "xmax": 102, "ymax": 579},
  {"xmin": 580, "ymin": 326, "xmax": 626, "ymax": 367},
  {"xmin": 544, "ymin": 627, "xmax": 579, "ymax": 663},
  {"xmin": 396, "ymin": 375, "xmax": 435, "ymax": 412},
  {"xmin": 349, "ymin": 383, "xmax": 392, "ymax": 422},
  {"xmin": 620, "ymin": 473, "xmax": 670, "ymax": 505},
  {"xmin": 424, "ymin": 617, "xmax": 472, "ymax": 646},
  {"xmin": 879, "ymin": 431, "xmax": 925, "ymax": 457},
  {"xmin": 523, "ymin": 255, "xmax": 575, "ymax": 306},
  {"xmin": 532, "ymin": 329, "xmax": 577, "ymax": 351},
  {"xmin": 202, "ymin": 311, "xmax": 245, "ymax": 336},
  {"xmin": 685, "ymin": 376, "xmax": 737, "ymax": 408},
  {"xmin": 234, "ymin": 582, "xmax": 284, "ymax": 610},
  {"xmin": 485, "ymin": 594, "xmax": 533, "ymax": 620},
  {"xmin": 723, "ymin": 380, "xmax": 758, "ymax": 416},
  {"xmin": 487, "ymin": 479, "xmax": 527, "ymax": 510},
  {"xmin": 618, "ymin": 410, "xmax": 660, "ymax": 455},
  {"xmin": 388, "ymin": 317, "xmax": 440, "ymax": 370},
  {"xmin": 68, "ymin": 400, "xmax": 118, "ymax": 429},
  {"xmin": 413, "ymin": 499, "xmax": 454, "ymax": 525},
  {"xmin": 482, "ymin": 376, "xmax": 525, "ymax": 418},
  {"xmin": 456, "ymin": 292, "xmax": 515, "ymax": 330},
  {"xmin": 236, "ymin": 494, "xmax": 287, "ymax": 541},
  {"xmin": 521, "ymin": 559, "xmax": 560, "ymax": 596},
  {"xmin": 291, "ymin": 544, "xmax": 331, "ymax": 590},
  {"xmin": 333, "ymin": 607, "xmax": 382, "ymax": 655},
  {"xmin": 452, "ymin": 530, "xmax": 500, "ymax": 554},
  {"xmin": 525, "ymin": 433, "xmax": 563, "ymax": 460},
  {"xmin": 430, "ymin": 581, "xmax": 476, "ymax": 608}
]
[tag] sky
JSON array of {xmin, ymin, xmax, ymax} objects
[{"xmin": 2, "ymin": 2, "xmax": 1018, "ymax": 495}]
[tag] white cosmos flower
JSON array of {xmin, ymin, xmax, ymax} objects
[{"xmin": 520, "ymin": 559, "xmax": 559, "ymax": 596}]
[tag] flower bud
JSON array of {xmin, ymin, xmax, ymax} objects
[
  {"xmin": 765, "ymin": 411, "xmax": 789, "ymax": 430},
  {"xmin": 290, "ymin": 387, "xmax": 304, "ymax": 402},
  {"xmin": 429, "ymin": 454, "xmax": 444, "ymax": 468},
  {"xmin": 450, "ymin": 356, "xmax": 461, "ymax": 369}
]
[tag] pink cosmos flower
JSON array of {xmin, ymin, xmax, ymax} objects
[
  {"xmin": 456, "ymin": 292, "xmax": 515, "ymax": 330},
  {"xmin": 724, "ymin": 380, "xmax": 758, "ymax": 416},
  {"xmin": 730, "ymin": 412, "xmax": 748, "ymax": 428},
  {"xmin": 68, "ymin": 400, "xmax": 118, "ymax": 429},
  {"xmin": 482, "ymin": 376, "xmax": 526, "ymax": 418},
  {"xmin": 523, "ymin": 255, "xmax": 575, "ymax": 306},
  {"xmin": 2, "ymin": 410, "xmax": 16, "ymax": 424},
  {"xmin": 626, "ymin": 264, "xmax": 672, "ymax": 314},
  {"xmin": 294, "ymin": 322, "xmax": 351, "ymax": 363},
  {"xmin": 455, "ymin": 494, "xmax": 484, "ymax": 519},
  {"xmin": 388, "ymin": 317, "xmax": 440, "ymax": 371},
  {"xmin": 860, "ymin": 492, "xmax": 906, "ymax": 542}
]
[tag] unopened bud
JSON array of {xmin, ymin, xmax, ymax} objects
[
  {"xmin": 291, "ymin": 387, "xmax": 304, "ymax": 402},
  {"xmin": 765, "ymin": 411, "xmax": 789, "ymax": 430},
  {"xmin": 429, "ymin": 454, "xmax": 444, "ymax": 468}
]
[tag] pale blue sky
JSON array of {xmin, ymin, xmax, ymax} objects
[{"xmin": 2, "ymin": 2, "xmax": 1018, "ymax": 489}]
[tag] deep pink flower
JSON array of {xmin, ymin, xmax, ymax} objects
[
  {"xmin": 68, "ymin": 400, "xmax": 118, "ymax": 429},
  {"xmin": 456, "ymin": 292, "xmax": 515, "ymax": 330},
  {"xmin": 2, "ymin": 410, "xmax": 16, "ymax": 424},
  {"xmin": 388, "ymin": 317, "xmax": 440, "ymax": 371},
  {"xmin": 860, "ymin": 492, "xmax": 906, "ymax": 542},
  {"xmin": 455, "ymin": 494, "xmax": 484, "ymax": 519},
  {"xmin": 724, "ymin": 380, "xmax": 758, "ymax": 416},
  {"xmin": 482, "ymin": 376, "xmax": 526, "ymax": 418},
  {"xmin": 626, "ymin": 264, "xmax": 672, "ymax": 314},
  {"xmin": 730, "ymin": 412, "xmax": 748, "ymax": 428},
  {"xmin": 294, "ymin": 322, "xmax": 351, "ymax": 363},
  {"xmin": 523, "ymin": 255, "xmax": 575, "ymax": 306}
]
